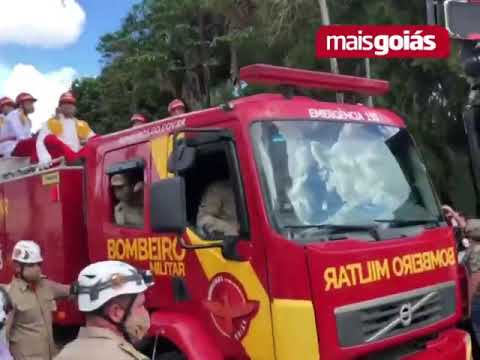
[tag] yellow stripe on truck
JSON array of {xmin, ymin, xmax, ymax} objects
[
  {"xmin": 272, "ymin": 299, "xmax": 320, "ymax": 360},
  {"xmin": 150, "ymin": 136, "xmax": 169, "ymax": 179},
  {"xmin": 187, "ymin": 229, "xmax": 275, "ymax": 360},
  {"xmin": 151, "ymin": 135, "xmax": 275, "ymax": 358},
  {"xmin": 465, "ymin": 332, "xmax": 472, "ymax": 360}
]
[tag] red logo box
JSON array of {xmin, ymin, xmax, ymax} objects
[{"xmin": 316, "ymin": 25, "xmax": 450, "ymax": 58}]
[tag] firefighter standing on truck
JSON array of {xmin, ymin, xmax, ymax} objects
[
  {"xmin": 0, "ymin": 97, "xmax": 16, "ymax": 155},
  {"xmin": 0, "ymin": 97, "xmax": 15, "ymax": 117},
  {"xmin": 55, "ymin": 260, "xmax": 153, "ymax": 360},
  {"xmin": 130, "ymin": 114, "xmax": 147, "ymax": 128},
  {"xmin": 0, "ymin": 93, "xmax": 36, "ymax": 159},
  {"xmin": 35, "ymin": 92, "xmax": 95, "ymax": 165},
  {"xmin": 167, "ymin": 99, "xmax": 185, "ymax": 116},
  {"xmin": 5, "ymin": 240, "xmax": 71, "ymax": 360}
]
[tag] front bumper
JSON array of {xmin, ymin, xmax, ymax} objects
[{"xmin": 402, "ymin": 329, "xmax": 471, "ymax": 360}]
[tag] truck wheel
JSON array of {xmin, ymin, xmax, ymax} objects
[{"xmin": 156, "ymin": 351, "xmax": 186, "ymax": 360}]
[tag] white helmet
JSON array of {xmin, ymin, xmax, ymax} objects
[
  {"xmin": 12, "ymin": 240, "xmax": 43, "ymax": 264},
  {"xmin": 73, "ymin": 261, "xmax": 154, "ymax": 312}
]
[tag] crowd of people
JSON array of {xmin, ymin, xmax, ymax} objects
[
  {"xmin": 0, "ymin": 240, "xmax": 152, "ymax": 360},
  {"xmin": 0, "ymin": 91, "xmax": 188, "ymax": 169},
  {"xmin": 0, "ymin": 92, "xmax": 95, "ymax": 167}
]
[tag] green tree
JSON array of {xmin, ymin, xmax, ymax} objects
[{"xmin": 74, "ymin": 0, "xmax": 477, "ymax": 214}]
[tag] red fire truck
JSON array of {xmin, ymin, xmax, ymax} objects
[{"xmin": 0, "ymin": 64, "xmax": 472, "ymax": 359}]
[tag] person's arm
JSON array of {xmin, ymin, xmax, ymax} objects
[
  {"xmin": 44, "ymin": 279, "xmax": 71, "ymax": 299},
  {"xmin": 77, "ymin": 120, "xmax": 95, "ymax": 144},
  {"xmin": 442, "ymin": 205, "xmax": 467, "ymax": 228},
  {"xmin": 197, "ymin": 185, "xmax": 238, "ymax": 236},
  {"xmin": 35, "ymin": 127, "xmax": 53, "ymax": 165},
  {"xmin": 4, "ymin": 307, "xmax": 15, "ymax": 342}
]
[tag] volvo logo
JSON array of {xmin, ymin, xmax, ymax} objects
[
  {"xmin": 365, "ymin": 290, "xmax": 439, "ymax": 343},
  {"xmin": 399, "ymin": 303, "xmax": 413, "ymax": 327}
]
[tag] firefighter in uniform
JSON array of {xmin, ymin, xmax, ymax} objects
[
  {"xmin": 111, "ymin": 174, "xmax": 144, "ymax": 227},
  {"xmin": 167, "ymin": 99, "xmax": 186, "ymax": 116},
  {"xmin": 5, "ymin": 240, "xmax": 70, "ymax": 360},
  {"xmin": 55, "ymin": 260, "xmax": 153, "ymax": 360},
  {"xmin": 0, "ymin": 93, "xmax": 36, "ymax": 158},
  {"xmin": 0, "ymin": 97, "xmax": 15, "ymax": 117},
  {"xmin": 130, "ymin": 114, "xmax": 147, "ymax": 128},
  {"xmin": 0, "ymin": 97, "xmax": 16, "ymax": 156},
  {"xmin": 36, "ymin": 92, "xmax": 95, "ymax": 165},
  {"xmin": 197, "ymin": 180, "xmax": 239, "ymax": 237}
]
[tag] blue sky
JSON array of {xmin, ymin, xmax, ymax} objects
[
  {"xmin": 0, "ymin": 0, "xmax": 138, "ymax": 129},
  {"xmin": 0, "ymin": 0, "xmax": 138, "ymax": 78}
]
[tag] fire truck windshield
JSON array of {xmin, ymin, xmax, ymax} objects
[{"xmin": 250, "ymin": 120, "xmax": 442, "ymax": 241}]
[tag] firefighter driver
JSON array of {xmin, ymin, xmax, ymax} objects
[
  {"xmin": 55, "ymin": 260, "xmax": 153, "ymax": 360},
  {"xmin": 111, "ymin": 173, "xmax": 144, "ymax": 228},
  {"xmin": 197, "ymin": 179, "xmax": 239, "ymax": 237},
  {"xmin": 5, "ymin": 240, "xmax": 71, "ymax": 360},
  {"xmin": 36, "ymin": 92, "xmax": 95, "ymax": 165}
]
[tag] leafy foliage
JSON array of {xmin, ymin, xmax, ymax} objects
[{"xmin": 74, "ymin": 0, "xmax": 477, "ymax": 214}]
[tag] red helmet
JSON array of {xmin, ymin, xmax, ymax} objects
[
  {"xmin": 59, "ymin": 92, "xmax": 76, "ymax": 106},
  {"xmin": 0, "ymin": 97, "xmax": 15, "ymax": 110},
  {"xmin": 15, "ymin": 92, "xmax": 37, "ymax": 106},
  {"xmin": 168, "ymin": 99, "xmax": 185, "ymax": 114},
  {"xmin": 130, "ymin": 113, "xmax": 147, "ymax": 124}
]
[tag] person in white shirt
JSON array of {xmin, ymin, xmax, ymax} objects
[
  {"xmin": 36, "ymin": 92, "xmax": 95, "ymax": 165},
  {"xmin": 0, "ymin": 93, "xmax": 36, "ymax": 158},
  {"xmin": 0, "ymin": 97, "xmax": 16, "ymax": 156}
]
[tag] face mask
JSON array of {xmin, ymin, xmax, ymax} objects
[
  {"xmin": 124, "ymin": 308, "xmax": 150, "ymax": 344},
  {"xmin": 22, "ymin": 266, "xmax": 42, "ymax": 283}
]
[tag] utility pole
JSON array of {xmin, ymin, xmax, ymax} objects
[{"xmin": 317, "ymin": 0, "xmax": 344, "ymax": 103}]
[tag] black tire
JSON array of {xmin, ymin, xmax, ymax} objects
[{"xmin": 156, "ymin": 351, "xmax": 186, "ymax": 360}]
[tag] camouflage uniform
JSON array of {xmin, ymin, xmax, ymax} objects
[
  {"xmin": 54, "ymin": 327, "xmax": 148, "ymax": 360},
  {"xmin": 464, "ymin": 219, "xmax": 480, "ymax": 344},
  {"xmin": 197, "ymin": 180, "xmax": 239, "ymax": 237},
  {"xmin": 465, "ymin": 219, "xmax": 480, "ymax": 274}
]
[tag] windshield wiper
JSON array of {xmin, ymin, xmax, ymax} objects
[
  {"xmin": 284, "ymin": 224, "xmax": 381, "ymax": 241},
  {"xmin": 374, "ymin": 219, "xmax": 441, "ymax": 228}
]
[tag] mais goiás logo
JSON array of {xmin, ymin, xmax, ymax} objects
[{"xmin": 316, "ymin": 25, "xmax": 450, "ymax": 58}]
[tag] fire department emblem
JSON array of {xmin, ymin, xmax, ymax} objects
[{"xmin": 203, "ymin": 273, "xmax": 258, "ymax": 341}]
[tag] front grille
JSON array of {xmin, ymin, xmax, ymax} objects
[{"xmin": 335, "ymin": 281, "xmax": 456, "ymax": 347}]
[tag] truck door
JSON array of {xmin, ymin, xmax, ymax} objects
[
  {"xmin": 99, "ymin": 141, "xmax": 151, "ymax": 265},
  {"xmin": 149, "ymin": 126, "xmax": 275, "ymax": 360}
]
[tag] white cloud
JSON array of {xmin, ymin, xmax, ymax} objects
[
  {"xmin": 1, "ymin": 63, "xmax": 78, "ymax": 131},
  {"xmin": 0, "ymin": 0, "xmax": 86, "ymax": 47}
]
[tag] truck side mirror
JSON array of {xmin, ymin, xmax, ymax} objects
[
  {"xmin": 151, "ymin": 177, "xmax": 187, "ymax": 234},
  {"xmin": 168, "ymin": 139, "xmax": 196, "ymax": 174}
]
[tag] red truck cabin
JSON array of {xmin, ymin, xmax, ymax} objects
[{"xmin": 0, "ymin": 65, "xmax": 472, "ymax": 359}]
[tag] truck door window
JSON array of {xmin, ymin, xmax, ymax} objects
[
  {"xmin": 181, "ymin": 142, "xmax": 246, "ymax": 239},
  {"xmin": 108, "ymin": 161, "xmax": 145, "ymax": 228}
]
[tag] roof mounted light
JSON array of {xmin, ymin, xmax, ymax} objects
[{"xmin": 239, "ymin": 64, "xmax": 390, "ymax": 96}]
